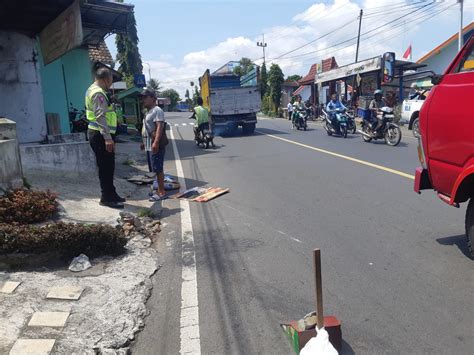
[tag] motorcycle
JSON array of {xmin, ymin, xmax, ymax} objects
[
  {"xmin": 292, "ymin": 109, "xmax": 308, "ymax": 131},
  {"xmin": 345, "ymin": 110, "xmax": 357, "ymax": 134},
  {"xmin": 322, "ymin": 107, "xmax": 350, "ymax": 138},
  {"xmin": 68, "ymin": 104, "xmax": 88, "ymax": 133},
  {"xmin": 190, "ymin": 118, "xmax": 215, "ymax": 149},
  {"xmin": 358, "ymin": 107, "xmax": 402, "ymax": 146}
]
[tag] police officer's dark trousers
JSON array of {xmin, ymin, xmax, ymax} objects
[{"xmin": 88, "ymin": 129, "xmax": 117, "ymax": 202}]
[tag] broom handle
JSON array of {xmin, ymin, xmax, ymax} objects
[{"xmin": 314, "ymin": 249, "xmax": 324, "ymax": 330}]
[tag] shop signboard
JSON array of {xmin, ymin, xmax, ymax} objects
[
  {"xmin": 40, "ymin": 0, "xmax": 83, "ymax": 65},
  {"xmin": 315, "ymin": 56, "xmax": 381, "ymax": 84}
]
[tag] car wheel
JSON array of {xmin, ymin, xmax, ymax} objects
[
  {"xmin": 412, "ymin": 117, "xmax": 420, "ymax": 138},
  {"xmin": 465, "ymin": 199, "xmax": 474, "ymax": 259}
]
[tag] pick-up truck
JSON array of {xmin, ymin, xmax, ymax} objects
[
  {"xmin": 414, "ymin": 34, "xmax": 474, "ymax": 257},
  {"xmin": 401, "ymin": 90, "xmax": 429, "ymax": 137}
]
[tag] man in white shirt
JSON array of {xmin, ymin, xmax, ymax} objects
[{"xmin": 140, "ymin": 88, "xmax": 168, "ymax": 201}]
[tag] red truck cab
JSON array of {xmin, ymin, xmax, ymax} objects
[{"xmin": 415, "ymin": 35, "xmax": 474, "ymax": 257}]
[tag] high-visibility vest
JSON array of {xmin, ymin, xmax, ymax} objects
[
  {"xmin": 85, "ymin": 83, "xmax": 117, "ymax": 134},
  {"xmin": 194, "ymin": 105, "xmax": 209, "ymax": 126}
]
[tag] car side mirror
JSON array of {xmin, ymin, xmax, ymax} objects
[{"xmin": 431, "ymin": 75, "xmax": 443, "ymax": 85}]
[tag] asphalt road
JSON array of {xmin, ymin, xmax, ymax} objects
[{"xmin": 133, "ymin": 112, "xmax": 473, "ymax": 354}]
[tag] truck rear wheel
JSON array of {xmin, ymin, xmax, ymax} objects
[
  {"xmin": 465, "ymin": 199, "xmax": 474, "ymax": 258},
  {"xmin": 242, "ymin": 123, "xmax": 256, "ymax": 134}
]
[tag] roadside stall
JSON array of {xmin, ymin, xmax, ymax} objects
[{"xmin": 314, "ymin": 54, "xmax": 426, "ymax": 121}]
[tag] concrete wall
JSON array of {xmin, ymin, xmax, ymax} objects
[
  {"xmin": 40, "ymin": 47, "xmax": 93, "ymax": 134},
  {"xmin": 0, "ymin": 31, "xmax": 47, "ymax": 143},
  {"xmin": 0, "ymin": 119, "xmax": 23, "ymax": 191},
  {"xmin": 20, "ymin": 142, "xmax": 96, "ymax": 174}
]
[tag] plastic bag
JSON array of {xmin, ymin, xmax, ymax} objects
[
  {"xmin": 300, "ymin": 327, "xmax": 338, "ymax": 355},
  {"xmin": 68, "ymin": 254, "xmax": 92, "ymax": 272}
]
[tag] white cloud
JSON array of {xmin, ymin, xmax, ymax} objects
[{"xmin": 144, "ymin": 0, "xmax": 464, "ymax": 97}]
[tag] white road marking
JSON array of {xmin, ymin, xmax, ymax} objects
[
  {"xmin": 290, "ymin": 237, "xmax": 303, "ymax": 244},
  {"xmin": 259, "ymin": 132, "xmax": 415, "ymax": 180},
  {"xmin": 182, "ymin": 123, "xmax": 187, "ymax": 126},
  {"xmin": 170, "ymin": 128, "xmax": 201, "ymax": 354},
  {"xmin": 175, "ymin": 124, "xmax": 180, "ymax": 127}
]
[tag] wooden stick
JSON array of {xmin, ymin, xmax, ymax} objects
[{"xmin": 314, "ymin": 249, "xmax": 324, "ymax": 330}]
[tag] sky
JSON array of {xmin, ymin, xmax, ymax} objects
[{"xmin": 106, "ymin": 0, "xmax": 473, "ymax": 97}]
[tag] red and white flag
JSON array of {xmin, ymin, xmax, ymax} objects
[{"xmin": 403, "ymin": 44, "xmax": 412, "ymax": 61}]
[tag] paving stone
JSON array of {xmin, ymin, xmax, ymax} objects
[
  {"xmin": 46, "ymin": 286, "xmax": 84, "ymax": 300},
  {"xmin": 0, "ymin": 281, "xmax": 21, "ymax": 294},
  {"xmin": 9, "ymin": 339, "xmax": 56, "ymax": 354},
  {"xmin": 28, "ymin": 312, "xmax": 69, "ymax": 327}
]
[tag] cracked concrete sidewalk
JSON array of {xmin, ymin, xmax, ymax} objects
[{"xmin": 0, "ymin": 136, "xmax": 172, "ymax": 354}]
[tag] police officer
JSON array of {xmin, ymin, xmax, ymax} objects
[{"xmin": 86, "ymin": 63, "xmax": 125, "ymax": 209}]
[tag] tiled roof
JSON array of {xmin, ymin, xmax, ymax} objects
[
  {"xmin": 299, "ymin": 64, "xmax": 318, "ymax": 85},
  {"xmin": 283, "ymin": 80, "xmax": 299, "ymax": 87},
  {"xmin": 88, "ymin": 41, "xmax": 114, "ymax": 66},
  {"xmin": 292, "ymin": 85, "xmax": 305, "ymax": 96},
  {"xmin": 322, "ymin": 57, "xmax": 338, "ymax": 72}
]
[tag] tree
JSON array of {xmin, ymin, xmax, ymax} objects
[
  {"xmin": 192, "ymin": 86, "xmax": 201, "ymax": 106},
  {"xmin": 185, "ymin": 89, "xmax": 190, "ymax": 100},
  {"xmin": 161, "ymin": 89, "xmax": 181, "ymax": 111},
  {"xmin": 267, "ymin": 63, "xmax": 285, "ymax": 112},
  {"xmin": 115, "ymin": 0, "xmax": 143, "ymax": 87},
  {"xmin": 233, "ymin": 57, "xmax": 254, "ymax": 77},
  {"xmin": 147, "ymin": 79, "xmax": 161, "ymax": 95},
  {"xmin": 286, "ymin": 74, "xmax": 302, "ymax": 82},
  {"xmin": 260, "ymin": 62, "xmax": 267, "ymax": 99}
]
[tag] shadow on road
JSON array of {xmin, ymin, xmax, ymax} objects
[
  {"xmin": 341, "ymin": 339, "xmax": 356, "ymax": 355},
  {"xmin": 436, "ymin": 235, "xmax": 473, "ymax": 260},
  {"xmin": 172, "ymin": 138, "xmax": 219, "ymax": 160}
]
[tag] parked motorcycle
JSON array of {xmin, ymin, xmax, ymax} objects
[
  {"xmin": 68, "ymin": 105, "xmax": 88, "ymax": 134},
  {"xmin": 322, "ymin": 108, "xmax": 350, "ymax": 138},
  {"xmin": 358, "ymin": 107, "xmax": 402, "ymax": 146},
  {"xmin": 292, "ymin": 110, "xmax": 308, "ymax": 131}
]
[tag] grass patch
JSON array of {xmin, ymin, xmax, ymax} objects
[{"xmin": 137, "ymin": 208, "xmax": 153, "ymax": 218}]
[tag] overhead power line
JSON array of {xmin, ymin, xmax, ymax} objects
[
  {"xmin": 273, "ymin": 2, "xmax": 455, "ymax": 65},
  {"xmin": 268, "ymin": 1, "xmax": 440, "ymax": 62}
]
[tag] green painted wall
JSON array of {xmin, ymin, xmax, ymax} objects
[{"xmin": 39, "ymin": 47, "xmax": 93, "ymax": 134}]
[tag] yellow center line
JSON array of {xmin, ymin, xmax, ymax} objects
[{"xmin": 257, "ymin": 131, "xmax": 415, "ymax": 180}]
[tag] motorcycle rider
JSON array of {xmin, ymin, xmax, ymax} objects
[
  {"xmin": 190, "ymin": 97, "xmax": 211, "ymax": 138},
  {"xmin": 326, "ymin": 93, "xmax": 347, "ymax": 128},
  {"xmin": 292, "ymin": 95, "xmax": 305, "ymax": 128},
  {"xmin": 369, "ymin": 89, "xmax": 387, "ymax": 135}
]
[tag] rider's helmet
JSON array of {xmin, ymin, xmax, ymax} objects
[{"xmin": 374, "ymin": 89, "xmax": 383, "ymax": 97}]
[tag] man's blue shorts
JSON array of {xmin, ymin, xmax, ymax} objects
[{"xmin": 151, "ymin": 148, "xmax": 166, "ymax": 173}]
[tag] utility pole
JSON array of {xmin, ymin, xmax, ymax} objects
[
  {"xmin": 355, "ymin": 9, "xmax": 363, "ymax": 63},
  {"xmin": 458, "ymin": 0, "xmax": 464, "ymax": 51},
  {"xmin": 257, "ymin": 34, "xmax": 267, "ymax": 65}
]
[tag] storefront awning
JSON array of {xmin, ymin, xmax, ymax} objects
[{"xmin": 81, "ymin": 0, "xmax": 134, "ymax": 46}]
